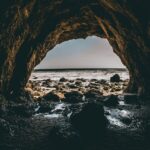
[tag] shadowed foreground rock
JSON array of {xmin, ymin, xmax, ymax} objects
[
  {"xmin": 0, "ymin": 1, "xmax": 150, "ymax": 98},
  {"xmin": 70, "ymin": 103, "xmax": 107, "ymax": 140}
]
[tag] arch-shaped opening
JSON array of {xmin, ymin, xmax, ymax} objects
[
  {"xmin": 27, "ymin": 36, "xmax": 129, "ymax": 99},
  {"xmin": 1, "ymin": 1, "xmax": 150, "ymax": 150}
]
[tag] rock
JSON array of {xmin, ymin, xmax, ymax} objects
[
  {"xmin": 75, "ymin": 81, "xmax": 82, "ymax": 86},
  {"xmin": 38, "ymin": 101, "xmax": 53, "ymax": 113},
  {"xmin": 64, "ymin": 91, "xmax": 83, "ymax": 103},
  {"xmin": 67, "ymin": 83, "xmax": 78, "ymax": 89},
  {"xmin": 59, "ymin": 77, "xmax": 68, "ymax": 82},
  {"xmin": 70, "ymin": 103, "xmax": 107, "ymax": 139},
  {"xmin": 76, "ymin": 78, "xmax": 86, "ymax": 82},
  {"xmin": 0, "ymin": 119, "xmax": 13, "ymax": 136},
  {"xmin": 99, "ymin": 79, "xmax": 107, "ymax": 84},
  {"xmin": 110, "ymin": 74, "xmax": 121, "ymax": 82},
  {"xmin": 90, "ymin": 79, "xmax": 98, "ymax": 82},
  {"xmin": 84, "ymin": 89, "xmax": 103, "ymax": 99},
  {"xmin": 104, "ymin": 95, "xmax": 119, "ymax": 107},
  {"xmin": 121, "ymin": 117, "xmax": 132, "ymax": 125},
  {"xmin": 8, "ymin": 101, "xmax": 36, "ymax": 117},
  {"xmin": 0, "ymin": 95, "xmax": 7, "ymax": 116},
  {"xmin": 40, "ymin": 92, "xmax": 60, "ymax": 102},
  {"xmin": 124, "ymin": 93, "xmax": 138, "ymax": 104}
]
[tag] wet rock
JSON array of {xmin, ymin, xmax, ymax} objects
[
  {"xmin": 90, "ymin": 79, "xmax": 98, "ymax": 82},
  {"xmin": 84, "ymin": 89, "xmax": 103, "ymax": 99},
  {"xmin": 75, "ymin": 81, "xmax": 82, "ymax": 86},
  {"xmin": 38, "ymin": 101, "xmax": 53, "ymax": 113},
  {"xmin": 104, "ymin": 95, "xmax": 119, "ymax": 107},
  {"xmin": 0, "ymin": 95, "xmax": 7, "ymax": 116},
  {"xmin": 70, "ymin": 103, "xmax": 107, "ymax": 139},
  {"xmin": 121, "ymin": 117, "xmax": 132, "ymax": 125},
  {"xmin": 99, "ymin": 79, "xmax": 107, "ymax": 84},
  {"xmin": 67, "ymin": 83, "xmax": 78, "ymax": 89},
  {"xmin": 8, "ymin": 101, "xmax": 36, "ymax": 117},
  {"xmin": 40, "ymin": 92, "xmax": 60, "ymax": 102},
  {"xmin": 59, "ymin": 77, "xmax": 68, "ymax": 82},
  {"xmin": 64, "ymin": 91, "xmax": 83, "ymax": 103},
  {"xmin": 0, "ymin": 119, "xmax": 13, "ymax": 136},
  {"xmin": 110, "ymin": 74, "xmax": 121, "ymax": 82},
  {"xmin": 124, "ymin": 93, "xmax": 138, "ymax": 104},
  {"xmin": 76, "ymin": 78, "xmax": 86, "ymax": 82}
]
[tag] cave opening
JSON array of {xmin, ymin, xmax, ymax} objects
[
  {"xmin": 26, "ymin": 36, "xmax": 129, "ymax": 99},
  {"xmin": 1, "ymin": 1, "xmax": 150, "ymax": 149}
]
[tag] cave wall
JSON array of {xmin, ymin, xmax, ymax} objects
[{"xmin": 0, "ymin": 0, "xmax": 150, "ymax": 97}]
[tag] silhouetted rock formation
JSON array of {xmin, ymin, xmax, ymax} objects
[{"xmin": 0, "ymin": 1, "xmax": 150, "ymax": 98}]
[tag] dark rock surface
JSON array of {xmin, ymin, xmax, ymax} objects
[
  {"xmin": 64, "ymin": 91, "xmax": 83, "ymax": 103},
  {"xmin": 110, "ymin": 74, "xmax": 121, "ymax": 83},
  {"xmin": 39, "ymin": 92, "xmax": 60, "ymax": 102},
  {"xmin": 70, "ymin": 102, "xmax": 107, "ymax": 140},
  {"xmin": 104, "ymin": 95, "xmax": 119, "ymax": 107}
]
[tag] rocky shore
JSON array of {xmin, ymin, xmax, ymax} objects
[
  {"xmin": 0, "ymin": 74, "xmax": 150, "ymax": 150},
  {"xmin": 25, "ymin": 74, "xmax": 129, "ymax": 99}
]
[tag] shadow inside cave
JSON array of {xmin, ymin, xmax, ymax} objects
[{"xmin": 1, "ymin": 37, "xmax": 150, "ymax": 150}]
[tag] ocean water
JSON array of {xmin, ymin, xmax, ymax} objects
[{"xmin": 30, "ymin": 69, "xmax": 129, "ymax": 81}]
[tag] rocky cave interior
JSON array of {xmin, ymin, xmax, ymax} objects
[{"xmin": 0, "ymin": 1, "xmax": 150, "ymax": 150}]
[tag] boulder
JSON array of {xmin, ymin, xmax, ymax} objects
[
  {"xmin": 110, "ymin": 74, "xmax": 121, "ymax": 82},
  {"xmin": 59, "ymin": 77, "xmax": 68, "ymax": 82},
  {"xmin": 104, "ymin": 95, "xmax": 119, "ymax": 107},
  {"xmin": 70, "ymin": 103, "xmax": 107, "ymax": 139},
  {"xmin": 124, "ymin": 93, "xmax": 138, "ymax": 104},
  {"xmin": 38, "ymin": 101, "xmax": 53, "ymax": 113},
  {"xmin": 84, "ymin": 89, "xmax": 103, "ymax": 99},
  {"xmin": 40, "ymin": 92, "xmax": 60, "ymax": 102},
  {"xmin": 64, "ymin": 91, "xmax": 83, "ymax": 103}
]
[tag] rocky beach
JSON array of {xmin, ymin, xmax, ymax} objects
[{"xmin": 1, "ymin": 70, "xmax": 150, "ymax": 150}]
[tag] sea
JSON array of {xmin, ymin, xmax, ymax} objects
[{"xmin": 30, "ymin": 68, "xmax": 129, "ymax": 81}]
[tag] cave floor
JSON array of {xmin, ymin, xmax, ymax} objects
[{"xmin": 1, "ymin": 97, "xmax": 150, "ymax": 150}]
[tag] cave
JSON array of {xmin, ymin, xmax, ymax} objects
[
  {"xmin": 0, "ymin": 0, "xmax": 150, "ymax": 98},
  {"xmin": 0, "ymin": 1, "xmax": 150, "ymax": 150}
]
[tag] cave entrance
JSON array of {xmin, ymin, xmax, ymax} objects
[{"xmin": 26, "ymin": 36, "xmax": 129, "ymax": 99}]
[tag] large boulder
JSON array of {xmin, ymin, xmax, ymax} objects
[
  {"xmin": 70, "ymin": 103, "xmax": 107, "ymax": 139},
  {"xmin": 103, "ymin": 95, "xmax": 119, "ymax": 107},
  {"xmin": 110, "ymin": 74, "xmax": 121, "ymax": 82},
  {"xmin": 40, "ymin": 92, "xmax": 60, "ymax": 102},
  {"xmin": 84, "ymin": 89, "xmax": 103, "ymax": 99},
  {"xmin": 64, "ymin": 91, "xmax": 83, "ymax": 103}
]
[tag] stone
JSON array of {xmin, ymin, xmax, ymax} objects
[
  {"xmin": 8, "ymin": 101, "xmax": 36, "ymax": 117},
  {"xmin": 40, "ymin": 92, "xmax": 60, "ymax": 102},
  {"xmin": 59, "ymin": 77, "xmax": 68, "ymax": 82},
  {"xmin": 64, "ymin": 91, "xmax": 83, "ymax": 103},
  {"xmin": 84, "ymin": 89, "xmax": 103, "ymax": 99},
  {"xmin": 104, "ymin": 95, "xmax": 119, "ymax": 107},
  {"xmin": 124, "ymin": 93, "xmax": 138, "ymax": 104},
  {"xmin": 70, "ymin": 103, "xmax": 107, "ymax": 139},
  {"xmin": 110, "ymin": 74, "xmax": 121, "ymax": 82},
  {"xmin": 38, "ymin": 101, "xmax": 53, "ymax": 113}
]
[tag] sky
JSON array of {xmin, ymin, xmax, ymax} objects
[{"xmin": 36, "ymin": 36, "xmax": 125, "ymax": 69}]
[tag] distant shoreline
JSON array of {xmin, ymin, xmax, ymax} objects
[{"xmin": 34, "ymin": 68, "xmax": 127, "ymax": 72}]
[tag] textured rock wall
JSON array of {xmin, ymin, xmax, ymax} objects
[{"xmin": 0, "ymin": 0, "xmax": 150, "ymax": 97}]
